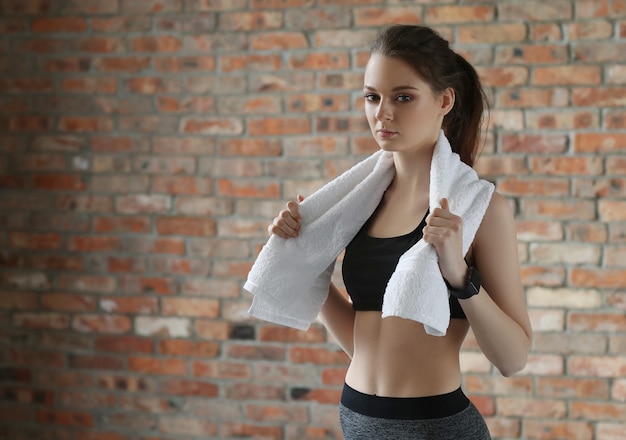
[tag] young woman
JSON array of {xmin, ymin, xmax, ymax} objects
[{"xmin": 268, "ymin": 25, "xmax": 532, "ymax": 440}]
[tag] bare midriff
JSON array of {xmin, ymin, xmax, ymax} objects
[{"xmin": 344, "ymin": 311, "xmax": 470, "ymax": 398}]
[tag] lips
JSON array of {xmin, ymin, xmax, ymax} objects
[{"xmin": 377, "ymin": 129, "xmax": 397, "ymax": 139}]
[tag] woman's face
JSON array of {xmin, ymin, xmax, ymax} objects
[{"xmin": 363, "ymin": 54, "xmax": 453, "ymax": 155}]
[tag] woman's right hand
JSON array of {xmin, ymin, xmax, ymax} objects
[{"xmin": 267, "ymin": 195, "xmax": 303, "ymax": 238}]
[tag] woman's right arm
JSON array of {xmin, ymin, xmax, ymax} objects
[
  {"xmin": 319, "ymin": 282, "xmax": 355, "ymax": 358},
  {"xmin": 268, "ymin": 197, "xmax": 355, "ymax": 357}
]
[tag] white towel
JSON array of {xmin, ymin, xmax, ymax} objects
[{"xmin": 244, "ymin": 130, "xmax": 494, "ymax": 336}]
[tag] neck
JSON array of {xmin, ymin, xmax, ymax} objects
[{"xmin": 389, "ymin": 144, "xmax": 435, "ymax": 198}]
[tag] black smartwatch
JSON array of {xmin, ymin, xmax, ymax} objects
[{"xmin": 447, "ymin": 266, "xmax": 481, "ymax": 300}]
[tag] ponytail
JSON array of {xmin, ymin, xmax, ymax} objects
[{"xmin": 443, "ymin": 53, "xmax": 489, "ymax": 167}]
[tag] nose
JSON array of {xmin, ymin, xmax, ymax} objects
[{"xmin": 375, "ymin": 99, "xmax": 392, "ymax": 121}]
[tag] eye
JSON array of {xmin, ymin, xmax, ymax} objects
[
  {"xmin": 364, "ymin": 93, "xmax": 380, "ymax": 102},
  {"xmin": 396, "ymin": 94, "xmax": 413, "ymax": 103}
]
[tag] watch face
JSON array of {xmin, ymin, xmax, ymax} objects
[{"xmin": 468, "ymin": 267, "xmax": 481, "ymax": 295}]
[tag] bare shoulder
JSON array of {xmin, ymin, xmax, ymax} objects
[
  {"xmin": 472, "ymin": 192, "xmax": 517, "ymax": 264},
  {"xmin": 484, "ymin": 191, "xmax": 514, "ymax": 225},
  {"xmin": 475, "ymin": 191, "xmax": 515, "ymax": 245}
]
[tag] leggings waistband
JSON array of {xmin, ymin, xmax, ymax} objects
[{"xmin": 340, "ymin": 383, "xmax": 470, "ymax": 420}]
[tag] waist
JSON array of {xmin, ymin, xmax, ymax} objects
[{"xmin": 341, "ymin": 382, "xmax": 470, "ymax": 420}]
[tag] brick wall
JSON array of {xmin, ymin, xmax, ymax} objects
[{"xmin": 0, "ymin": 0, "xmax": 625, "ymax": 439}]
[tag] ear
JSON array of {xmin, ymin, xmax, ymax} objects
[{"xmin": 440, "ymin": 87, "xmax": 455, "ymax": 116}]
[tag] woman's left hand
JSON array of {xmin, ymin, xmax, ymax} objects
[{"xmin": 423, "ymin": 198, "xmax": 468, "ymax": 289}]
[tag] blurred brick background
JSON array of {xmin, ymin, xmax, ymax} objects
[{"xmin": 0, "ymin": 0, "xmax": 625, "ymax": 439}]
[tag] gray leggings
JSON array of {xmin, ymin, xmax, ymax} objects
[{"xmin": 339, "ymin": 384, "xmax": 491, "ymax": 440}]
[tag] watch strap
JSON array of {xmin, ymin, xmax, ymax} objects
[{"xmin": 446, "ymin": 266, "xmax": 481, "ymax": 300}]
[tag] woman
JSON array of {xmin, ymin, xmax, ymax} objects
[{"xmin": 268, "ymin": 25, "xmax": 532, "ymax": 440}]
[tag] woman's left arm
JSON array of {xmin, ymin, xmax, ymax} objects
[
  {"xmin": 425, "ymin": 193, "xmax": 533, "ymax": 377},
  {"xmin": 459, "ymin": 192, "xmax": 532, "ymax": 376}
]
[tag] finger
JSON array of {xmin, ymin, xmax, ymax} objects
[
  {"xmin": 279, "ymin": 208, "xmax": 300, "ymax": 230},
  {"xmin": 269, "ymin": 218, "xmax": 298, "ymax": 238},
  {"xmin": 268, "ymin": 223, "xmax": 289, "ymax": 238},
  {"xmin": 297, "ymin": 194, "xmax": 304, "ymax": 203},
  {"xmin": 441, "ymin": 197, "xmax": 449, "ymax": 211},
  {"xmin": 286, "ymin": 200, "xmax": 301, "ymax": 221}
]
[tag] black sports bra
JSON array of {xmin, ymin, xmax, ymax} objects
[{"xmin": 342, "ymin": 210, "xmax": 467, "ymax": 320}]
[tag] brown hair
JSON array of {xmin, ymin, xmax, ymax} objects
[{"xmin": 370, "ymin": 24, "xmax": 488, "ymax": 167}]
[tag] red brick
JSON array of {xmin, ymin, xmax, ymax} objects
[
  {"xmin": 154, "ymin": 56, "xmax": 215, "ymax": 72},
  {"xmin": 161, "ymin": 298, "xmax": 219, "ymax": 318},
  {"xmin": 152, "ymin": 176, "xmax": 213, "ymax": 195},
  {"xmin": 147, "ymin": 136, "xmax": 208, "ymax": 154},
  {"xmin": 220, "ymin": 54, "xmax": 280, "ymax": 73},
  {"xmin": 115, "ymin": 195, "xmax": 171, "ymax": 214},
  {"xmin": 574, "ymin": 132, "xmax": 626, "ymax": 153},
  {"xmin": 570, "ymin": 268, "xmax": 626, "ymax": 288},
  {"xmin": 156, "ymin": 216, "xmax": 216, "ymax": 236},
  {"xmin": 217, "ymin": 179, "xmax": 279, "ymax": 198},
  {"xmin": 567, "ymin": 222, "xmax": 608, "ymax": 243},
  {"xmin": 32, "ymin": 174, "xmax": 87, "ymax": 191},
  {"xmin": 530, "ymin": 156, "xmax": 603, "ymax": 175},
  {"xmin": 523, "ymin": 419, "xmax": 594, "ymax": 440},
  {"xmin": 252, "ymin": 31, "xmax": 308, "ymax": 50},
  {"xmin": 2, "ymin": 0, "xmax": 53, "ymax": 14},
  {"xmin": 499, "ymin": 1, "xmax": 573, "ymax": 20},
  {"xmin": 180, "ymin": 116, "xmax": 243, "ymax": 135},
  {"xmin": 533, "ymin": 66, "xmax": 601, "ymax": 85},
  {"xmin": 226, "ymin": 383, "xmax": 285, "ymax": 400},
  {"xmin": 193, "ymin": 361, "xmax": 251, "ymax": 380},
  {"xmin": 219, "ymin": 11, "xmax": 282, "ymax": 30},
  {"xmin": 8, "ymin": 115, "xmax": 53, "ymax": 132},
  {"xmin": 0, "ymin": 292, "xmax": 38, "ymax": 310},
  {"xmin": 69, "ymin": 354, "xmax": 125, "ymax": 371},
  {"xmin": 496, "ymin": 44, "xmax": 569, "ymax": 64},
  {"xmin": 13, "ymin": 313, "xmax": 68, "ymax": 330},
  {"xmin": 219, "ymin": 138, "xmax": 282, "ymax": 157},
  {"xmin": 157, "ymin": 339, "xmax": 218, "ymax": 358},
  {"xmin": 40, "ymin": 294, "xmax": 97, "ymax": 312},
  {"xmin": 159, "ymin": 379, "xmax": 218, "ymax": 397},
  {"xmin": 570, "ymin": 400, "xmax": 626, "ymax": 420},
  {"xmin": 195, "ymin": 320, "xmax": 230, "ymax": 340},
  {"xmin": 498, "ymin": 177, "xmax": 569, "ymax": 197},
  {"xmin": 8, "ymin": 232, "xmax": 62, "ymax": 250},
  {"xmin": 156, "ymin": 96, "xmax": 215, "ymax": 113},
  {"xmin": 94, "ymin": 335, "xmax": 154, "ymax": 354},
  {"xmin": 93, "ymin": 57, "xmax": 151, "ymax": 73},
  {"xmin": 92, "ymin": 216, "xmax": 150, "ymax": 233},
  {"xmin": 425, "ymin": 5, "xmax": 493, "ymax": 23},
  {"xmin": 99, "ymin": 297, "xmax": 158, "ymax": 314},
  {"xmin": 131, "ymin": 35, "xmax": 182, "ymax": 52},
  {"xmin": 58, "ymin": 116, "xmax": 114, "ymax": 132},
  {"xmin": 119, "ymin": 276, "xmax": 178, "ymax": 295},
  {"xmin": 498, "ymin": 87, "xmax": 568, "ymax": 108},
  {"xmin": 181, "ymin": 278, "xmax": 239, "ymax": 298},
  {"xmin": 227, "ymin": 344, "xmax": 285, "ymax": 361},
  {"xmin": 69, "ymin": 236, "xmax": 121, "ymax": 252},
  {"xmin": 72, "ymin": 314, "xmax": 131, "ymax": 334},
  {"xmin": 521, "ymin": 199, "xmax": 596, "ymax": 220},
  {"xmin": 573, "ymin": 87, "xmax": 626, "ymax": 107},
  {"xmin": 569, "ymin": 313, "xmax": 626, "ymax": 332},
  {"xmin": 158, "ymin": 417, "xmax": 218, "ymax": 436},
  {"xmin": 128, "ymin": 357, "xmax": 187, "ymax": 375},
  {"xmin": 458, "ymin": 23, "xmax": 527, "ymax": 44},
  {"xmin": 31, "ymin": 17, "xmax": 87, "ymax": 33},
  {"xmin": 120, "ymin": 0, "xmax": 181, "ymax": 13},
  {"xmin": 8, "ymin": 348, "xmax": 65, "ymax": 368},
  {"xmin": 531, "ymin": 109, "xmax": 598, "ymax": 131},
  {"xmin": 289, "ymin": 347, "xmax": 350, "ymax": 365},
  {"xmin": 36, "ymin": 409, "xmax": 94, "ymax": 427}
]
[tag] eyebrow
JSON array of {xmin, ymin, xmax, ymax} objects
[{"xmin": 363, "ymin": 85, "xmax": 420, "ymax": 92}]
